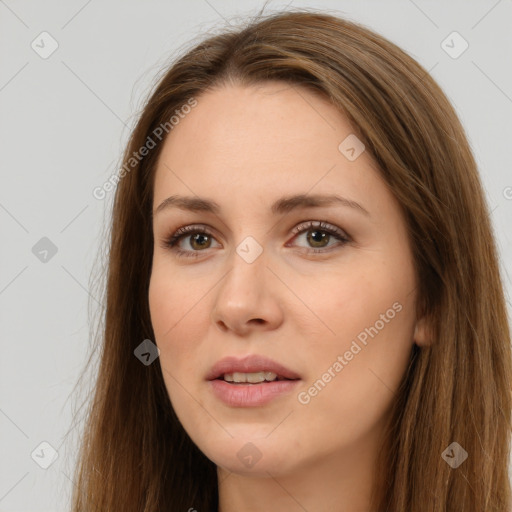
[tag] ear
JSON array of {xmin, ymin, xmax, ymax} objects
[{"xmin": 414, "ymin": 315, "xmax": 432, "ymax": 347}]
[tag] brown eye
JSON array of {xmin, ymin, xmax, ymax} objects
[
  {"xmin": 306, "ymin": 229, "xmax": 331, "ymax": 248},
  {"xmin": 188, "ymin": 233, "xmax": 212, "ymax": 250},
  {"xmin": 162, "ymin": 225, "xmax": 220, "ymax": 258},
  {"xmin": 162, "ymin": 220, "xmax": 350, "ymax": 259},
  {"xmin": 289, "ymin": 220, "xmax": 350, "ymax": 253}
]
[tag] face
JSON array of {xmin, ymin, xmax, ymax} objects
[{"xmin": 149, "ymin": 81, "xmax": 422, "ymax": 477}]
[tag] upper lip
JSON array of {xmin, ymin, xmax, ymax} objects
[{"xmin": 206, "ymin": 355, "xmax": 301, "ymax": 381}]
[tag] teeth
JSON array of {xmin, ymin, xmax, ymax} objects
[{"xmin": 223, "ymin": 371, "xmax": 278, "ymax": 383}]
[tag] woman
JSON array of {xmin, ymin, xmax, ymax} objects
[{"xmin": 71, "ymin": 8, "xmax": 512, "ymax": 511}]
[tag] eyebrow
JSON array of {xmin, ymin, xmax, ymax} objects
[{"xmin": 153, "ymin": 193, "xmax": 370, "ymax": 218}]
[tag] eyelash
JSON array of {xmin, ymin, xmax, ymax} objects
[{"xmin": 161, "ymin": 220, "xmax": 350, "ymax": 259}]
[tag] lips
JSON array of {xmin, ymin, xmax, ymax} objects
[
  {"xmin": 207, "ymin": 354, "xmax": 301, "ymax": 407},
  {"xmin": 206, "ymin": 354, "xmax": 301, "ymax": 381}
]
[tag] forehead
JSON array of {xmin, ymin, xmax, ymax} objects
[
  {"xmin": 157, "ymin": 81, "xmax": 351, "ymax": 158},
  {"xmin": 152, "ymin": 82, "xmax": 383, "ymax": 215}
]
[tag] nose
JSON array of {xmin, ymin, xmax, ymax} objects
[{"xmin": 210, "ymin": 246, "xmax": 284, "ymax": 336}]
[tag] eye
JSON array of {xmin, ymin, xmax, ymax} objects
[
  {"xmin": 160, "ymin": 224, "xmax": 219, "ymax": 259},
  {"xmin": 287, "ymin": 220, "xmax": 350, "ymax": 253},
  {"xmin": 160, "ymin": 220, "xmax": 350, "ymax": 259}
]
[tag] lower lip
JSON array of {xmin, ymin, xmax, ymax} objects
[{"xmin": 209, "ymin": 379, "xmax": 300, "ymax": 407}]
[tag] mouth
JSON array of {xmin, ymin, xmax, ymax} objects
[
  {"xmin": 215, "ymin": 371, "xmax": 299, "ymax": 385},
  {"xmin": 206, "ymin": 354, "xmax": 301, "ymax": 382},
  {"xmin": 206, "ymin": 355, "xmax": 301, "ymax": 407}
]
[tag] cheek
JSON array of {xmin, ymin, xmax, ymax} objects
[
  {"xmin": 148, "ymin": 261, "xmax": 173, "ymax": 317},
  {"xmin": 293, "ymin": 256, "xmax": 416, "ymax": 417},
  {"xmin": 294, "ymin": 301, "xmax": 415, "ymax": 450},
  {"xmin": 148, "ymin": 266, "xmax": 202, "ymax": 369},
  {"xmin": 149, "ymin": 259, "xmax": 207, "ymax": 337},
  {"xmin": 148, "ymin": 260, "xmax": 222, "ymax": 402},
  {"xmin": 292, "ymin": 254, "xmax": 415, "ymax": 350},
  {"xmin": 148, "ymin": 268, "xmax": 205, "ymax": 418}
]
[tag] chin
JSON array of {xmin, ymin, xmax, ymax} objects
[{"xmin": 198, "ymin": 434, "xmax": 300, "ymax": 476}]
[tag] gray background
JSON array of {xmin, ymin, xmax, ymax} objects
[{"xmin": 1, "ymin": 1, "xmax": 511, "ymax": 510}]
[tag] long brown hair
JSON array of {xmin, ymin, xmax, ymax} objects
[{"xmin": 69, "ymin": 8, "xmax": 512, "ymax": 511}]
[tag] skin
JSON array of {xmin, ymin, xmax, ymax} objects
[{"xmin": 148, "ymin": 81, "xmax": 429, "ymax": 512}]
